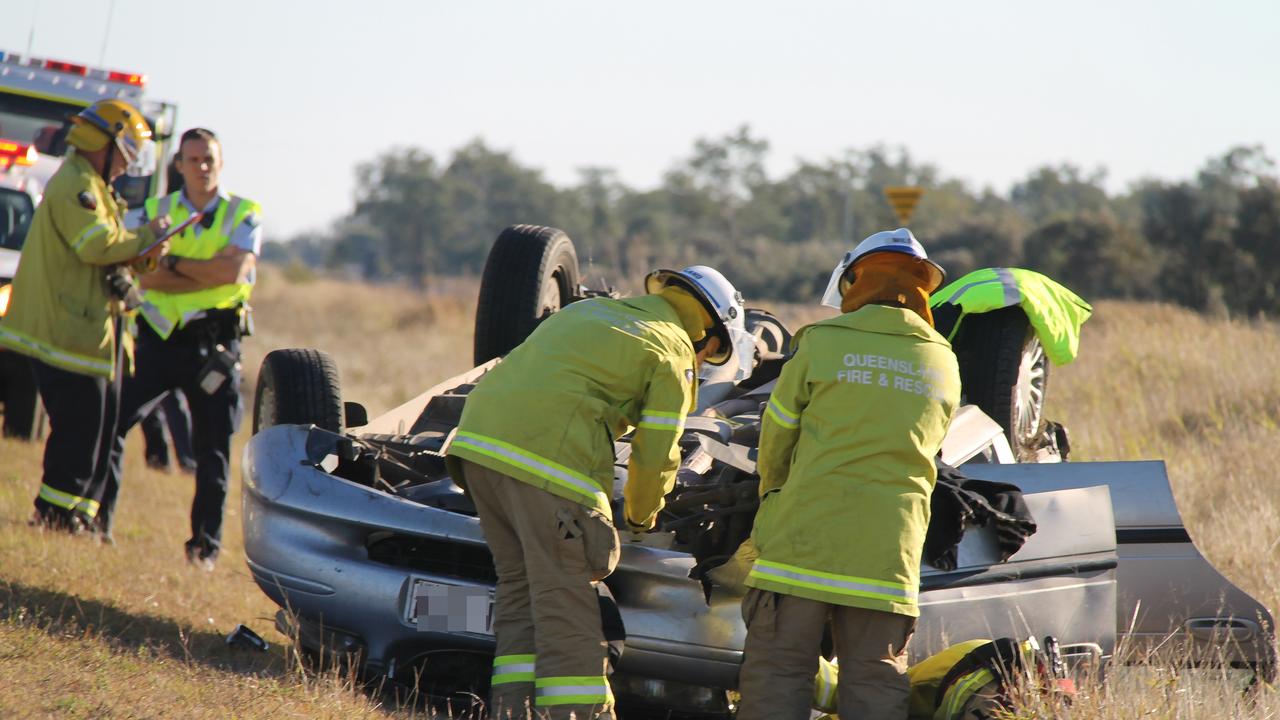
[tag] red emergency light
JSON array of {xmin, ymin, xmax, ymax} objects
[
  {"xmin": 44, "ymin": 59, "xmax": 89, "ymax": 76},
  {"xmin": 0, "ymin": 139, "xmax": 38, "ymax": 168},
  {"xmin": 108, "ymin": 70, "xmax": 146, "ymax": 86},
  {"xmin": 11, "ymin": 52, "xmax": 148, "ymax": 87}
]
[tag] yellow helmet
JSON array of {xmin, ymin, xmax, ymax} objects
[{"xmin": 66, "ymin": 99, "xmax": 154, "ymax": 173}]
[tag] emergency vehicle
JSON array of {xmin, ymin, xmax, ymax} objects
[{"xmin": 0, "ymin": 49, "xmax": 178, "ymax": 439}]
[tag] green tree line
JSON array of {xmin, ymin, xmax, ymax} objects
[{"xmin": 266, "ymin": 127, "xmax": 1280, "ymax": 316}]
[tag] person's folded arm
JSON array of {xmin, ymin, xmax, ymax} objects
[{"xmin": 139, "ymin": 247, "xmax": 254, "ymax": 292}]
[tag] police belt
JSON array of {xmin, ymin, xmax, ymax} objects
[{"xmin": 144, "ymin": 307, "xmax": 243, "ymax": 347}]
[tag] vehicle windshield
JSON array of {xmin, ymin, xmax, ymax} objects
[
  {"xmin": 0, "ymin": 187, "xmax": 35, "ymax": 250},
  {"xmin": 0, "ymin": 92, "xmax": 83, "ymax": 156}
]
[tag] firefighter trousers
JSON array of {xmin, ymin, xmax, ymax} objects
[
  {"xmin": 30, "ymin": 318, "xmax": 124, "ymax": 527},
  {"xmin": 736, "ymin": 588, "xmax": 916, "ymax": 720},
  {"xmin": 30, "ymin": 353, "xmax": 122, "ymax": 526},
  {"xmin": 461, "ymin": 459, "xmax": 620, "ymax": 720}
]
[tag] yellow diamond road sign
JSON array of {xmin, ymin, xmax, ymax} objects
[{"xmin": 883, "ymin": 186, "xmax": 924, "ymax": 225}]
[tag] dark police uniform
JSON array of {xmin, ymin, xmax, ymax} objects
[{"xmin": 103, "ymin": 189, "xmax": 261, "ymax": 560}]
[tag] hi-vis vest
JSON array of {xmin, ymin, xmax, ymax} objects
[
  {"xmin": 930, "ymin": 268, "xmax": 1092, "ymax": 366},
  {"xmin": 139, "ymin": 192, "xmax": 259, "ymax": 338}
]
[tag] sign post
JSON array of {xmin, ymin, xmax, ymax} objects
[{"xmin": 883, "ymin": 186, "xmax": 924, "ymax": 225}]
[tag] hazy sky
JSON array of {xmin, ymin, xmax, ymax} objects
[{"xmin": 4, "ymin": 0, "xmax": 1277, "ymax": 239}]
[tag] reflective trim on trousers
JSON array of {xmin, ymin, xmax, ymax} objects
[
  {"xmin": 492, "ymin": 653, "xmax": 536, "ymax": 685},
  {"xmin": 534, "ymin": 675, "xmax": 612, "ymax": 707},
  {"xmin": 451, "ymin": 431, "xmax": 609, "ymax": 510},
  {"xmin": 750, "ymin": 559, "xmax": 916, "ymax": 604},
  {"xmin": 38, "ymin": 483, "xmax": 101, "ymax": 518},
  {"xmin": 764, "ymin": 397, "xmax": 799, "ymax": 429}
]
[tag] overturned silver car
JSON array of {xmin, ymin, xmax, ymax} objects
[{"xmin": 242, "ymin": 226, "xmax": 1274, "ymax": 715}]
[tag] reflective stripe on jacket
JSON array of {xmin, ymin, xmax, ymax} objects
[
  {"xmin": 447, "ymin": 295, "xmax": 697, "ymax": 525},
  {"xmin": 905, "ymin": 639, "xmax": 990, "ymax": 718},
  {"xmin": 748, "ymin": 304, "xmax": 961, "ymax": 616},
  {"xmin": 930, "ymin": 267, "xmax": 1092, "ymax": 365},
  {"xmin": 0, "ymin": 152, "xmax": 155, "ymax": 378},
  {"xmin": 139, "ymin": 192, "xmax": 260, "ymax": 338}
]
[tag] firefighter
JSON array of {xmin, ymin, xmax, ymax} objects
[
  {"xmin": 100, "ymin": 127, "xmax": 262, "ymax": 562},
  {"xmin": 737, "ymin": 228, "xmax": 962, "ymax": 720},
  {"xmin": 0, "ymin": 99, "xmax": 169, "ymax": 533},
  {"xmin": 446, "ymin": 266, "xmax": 754, "ymax": 720}
]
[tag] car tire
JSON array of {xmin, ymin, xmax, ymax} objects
[
  {"xmin": 952, "ymin": 307, "xmax": 1050, "ymax": 461},
  {"xmin": 473, "ymin": 224, "xmax": 580, "ymax": 365},
  {"xmin": 253, "ymin": 348, "xmax": 343, "ymax": 434},
  {"xmin": 1, "ymin": 353, "xmax": 47, "ymax": 441}
]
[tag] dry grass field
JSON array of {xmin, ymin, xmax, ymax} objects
[{"xmin": 1, "ymin": 265, "xmax": 1278, "ymax": 718}]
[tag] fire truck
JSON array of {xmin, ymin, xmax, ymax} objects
[{"xmin": 0, "ymin": 49, "xmax": 178, "ymax": 439}]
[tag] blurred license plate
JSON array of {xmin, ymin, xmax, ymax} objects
[{"xmin": 406, "ymin": 579, "xmax": 495, "ymax": 635}]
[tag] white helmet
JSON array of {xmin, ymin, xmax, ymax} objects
[
  {"xmin": 819, "ymin": 227, "xmax": 946, "ymax": 309},
  {"xmin": 645, "ymin": 265, "xmax": 755, "ymax": 381}
]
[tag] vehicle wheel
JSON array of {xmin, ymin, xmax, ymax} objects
[
  {"xmin": 952, "ymin": 307, "xmax": 1050, "ymax": 461},
  {"xmin": 474, "ymin": 224, "xmax": 580, "ymax": 365},
  {"xmin": 1, "ymin": 353, "xmax": 47, "ymax": 441},
  {"xmin": 738, "ymin": 308, "xmax": 792, "ymax": 389},
  {"xmin": 253, "ymin": 348, "xmax": 343, "ymax": 434},
  {"xmin": 744, "ymin": 308, "xmax": 791, "ymax": 356}
]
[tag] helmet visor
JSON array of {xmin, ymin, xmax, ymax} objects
[
  {"xmin": 698, "ymin": 325, "xmax": 756, "ymax": 382},
  {"xmin": 820, "ymin": 258, "xmax": 851, "ymax": 309},
  {"xmin": 118, "ymin": 136, "xmax": 156, "ymax": 178}
]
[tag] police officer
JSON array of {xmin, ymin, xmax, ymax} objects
[
  {"xmin": 446, "ymin": 266, "xmax": 754, "ymax": 720},
  {"xmin": 0, "ymin": 99, "xmax": 169, "ymax": 533},
  {"xmin": 101, "ymin": 127, "xmax": 262, "ymax": 564},
  {"xmin": 737, "ymin": 229, "xmax": 962, "ymax": 720}
]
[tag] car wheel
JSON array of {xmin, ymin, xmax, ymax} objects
[
  {"xmin": 474, "ymin": 224, "xmax": 580, "ymax": 365},
  {"xmin": 738, "ymin": 308, "xmax": 792, "ymax": 389},
  {"xmin": 0, "ymin": 353, "xmax": 48, "ymax": 441},
  {"xmin": 952, "ymin": 307, "xmax": 1050, "ymax": 461},
  {"xmin": 252, "ymin": 348, "xmax": 343, "ymax": 434}
]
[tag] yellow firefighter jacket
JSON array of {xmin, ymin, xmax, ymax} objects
[
  {"xmin": 447, "ymin": 294, "xmax": 698, "ymax": 528},
  {"xmin": 747, "ymin": 304, "xmax": 961, "ymax": 616},
  {"xmin": 0, "ymin": 152, "xmax": 156, "ymax": 378}
]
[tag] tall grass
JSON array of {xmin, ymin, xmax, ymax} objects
[{"xmin": 1, "ymin": 267, "xmax": 1277, "ymax": 717}]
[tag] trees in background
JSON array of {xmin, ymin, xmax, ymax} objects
[{"xmin": 271, "ymin": 132, "xmax": 1280, "ymax": 315}]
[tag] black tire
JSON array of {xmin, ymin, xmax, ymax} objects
[
  {"xmin": 744, "ymin": 308, "xmax": 791, "ymax": 356},
  {"xmin": 473, "ymin": 225, "xmax": 580, "ymax": 365},
  {"xmin": 951, "ymin": 307, "xmax": 1050, "ymax": 461},
  {"xmin": 253, "ymin": 348, "xmax": 343, "ymax": 434},
  {"xmin": 0, "ymin": 353, "xmax": 47, "ymax": 441}
]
